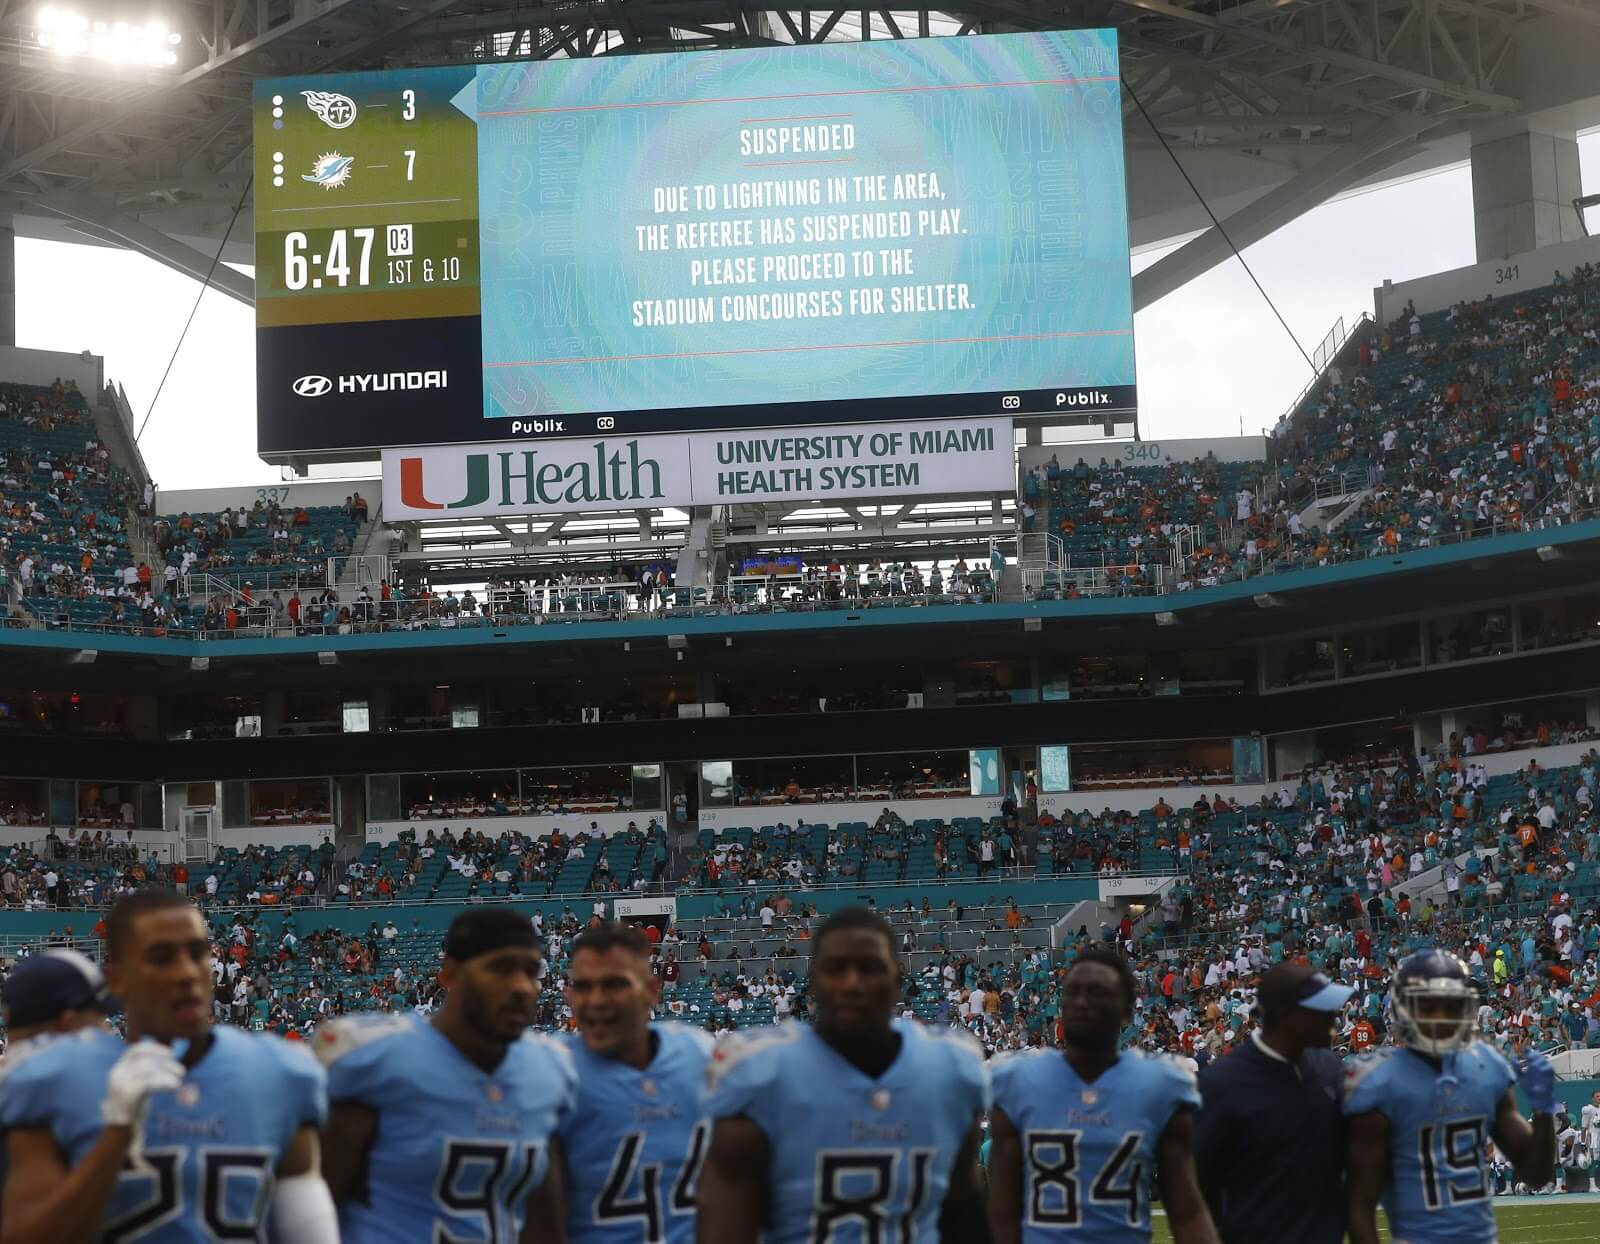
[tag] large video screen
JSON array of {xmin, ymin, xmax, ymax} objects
[{"xmin": 254, "ymin": 30, "xmax": 1134, "ymax": 458}]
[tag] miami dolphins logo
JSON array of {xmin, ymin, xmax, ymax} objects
[{"xmin": 302, "ymin": 152, "xmax": 354, "ymax": 190}]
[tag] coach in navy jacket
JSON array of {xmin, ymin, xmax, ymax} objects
[{"xmin": 1193, "ymin": 963, "xmax": 1353, "ymax": 1244}]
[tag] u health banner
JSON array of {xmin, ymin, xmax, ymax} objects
[{"xmin": 382, "ymin": 416, "xmax": 1013, "ymax": 519}]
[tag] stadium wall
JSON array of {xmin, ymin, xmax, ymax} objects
[
  {"xmin": 159, "ymin": 478, "xmax": 380, "ymax": 515},
  {"xmin": 0, "ymin": 344, "xmax": 103, "ymax": 396},
  {"xmin": 365, "ymin": 812, "xmax": 643, "ymax": 844},
  {"xmin": 699, "ymin": 797, "xmax": 1002, "ymax": 832},
  {"xmin": 0, "ymin": 876, "xmax": 1100, "ymax": 938},
  {"xmin": 1017, "ymin": 435, "xmax": 1266, "ymax": 472},
  {"xmin": 214, "ymin": 823, "xmax": 334, "ymax": 849},
  {"xmin": 1374, "ymin": 231, "xmax": 1600, "ymax": 323}
]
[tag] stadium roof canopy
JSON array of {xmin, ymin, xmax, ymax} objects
[{"xmin": 2, "ymin": 0, "xmax": 1599, "ymax": 311}]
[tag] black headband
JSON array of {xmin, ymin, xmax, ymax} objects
[{"xmin": 442, "ymin": 910, "xmax": 540, "ymax": 962}]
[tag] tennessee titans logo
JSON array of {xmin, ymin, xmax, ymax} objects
[
  {"xmin": 301, "ymin": 90, "xmax": 357, "ymax": 129},
  {"xmin": 302, "ymin": 152, "xmax": 354, "ymax": 190}
]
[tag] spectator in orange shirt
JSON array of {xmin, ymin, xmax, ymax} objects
[{"xmin": 1349, "ymin": 1018, "xmax": 1376, "ymax": 1051}]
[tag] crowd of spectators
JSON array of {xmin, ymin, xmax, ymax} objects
[
  {"xmin": 729, "ymin": 558, "xmax": 997, "ymax": 607},
  {"xmin": 154, "ymin": 495, "xmax": 366, "ymax": 590},
  {"xmin": 405, "ymin": 780, "xmax": 634, "ymax": 820},
  {"xmin": 0, "ymin": 380, "xmax": 142, "ymax": 624},
  {"xmin": 1017, "ymin": 268, "xmax": 1600, "ymax": 597},
  {"xmin": 3, "ymin": 739, "xmax": 1597, "ymax": 1088}
]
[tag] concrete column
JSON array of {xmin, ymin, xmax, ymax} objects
[
  {"xmin": 1413, "ymin": 714, "xmax": 1444, "ymax": 758},
  {"xmin": 1470, "ymin": 124, "xmax": 1584, "ymax": 260},
  {"xmin": 0, "ymin": 218, "xmax": 14, "ymax": 348},
  {"xmin": 1271, "ymin": 730, "xmax": 1317, "ymax": 779},
  {"xmin": 1585, "ymin": 691, "xmax": 1600, "ymax": 732}
]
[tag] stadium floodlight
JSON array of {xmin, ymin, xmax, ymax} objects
[
  {"xmin": 1535, "ymin": 544, "xmax": 1562, "ymax": 563},
  {"xmin": 189, "ymin": 656, "xmax": 210, "ymax": 672},
  {"xmin": 30, "ymin": 8, "xmax": 182, "ymax": 67},
  {"xmin": 1154, "ymin": 611, "xmax": 1179, "ymax": 627},
  {"xmin": 317, "ymin": 650, "xmax": 340, "ymax": 666},
  {"xmin": 1252, "ymin": 593, "xmax": 1285, "ymax": 609}
]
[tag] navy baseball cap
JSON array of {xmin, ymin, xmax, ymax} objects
[
  {"xmin": 2, "ymin": 949, "xmax": 115, "ymax": 1028},
  {"xmin": 1258, "ymin": 964, "xmax": 1354, "ymax": 1014}
]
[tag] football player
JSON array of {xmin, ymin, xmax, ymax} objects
[
  {"xmin": 0, "ymin": 890, "xmax": 334, "ymax": 1242},
  {"xmin": 527, "ymin": 922, "xmax": 711, "ymax": 1244},
  {"xmin": 696, "ymin": 905, "xmax": 991, "ymax": 1243},
  {"xmin": 318, "ymin": 906, "xmax": 576, "ymax": 1243},
  {"xmin": 1345, "ymin": 949, "xmax": 1556, "ymax": 1244},
  {"xmin": 987, "ymin": 949, "xmax": 1218, "ymax": 1244},
  {"xmin": 0, "ymin": 947, "xmax": 120, "ymax": 1233},
  {"xmin": 1582, "ymin": 1090, "xmax": 1600, "ymax": 1159}
]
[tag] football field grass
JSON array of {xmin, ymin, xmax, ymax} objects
[{"xmin": 1149, "ymin": 1193, "xmax": 1600, "ymax": 1242}]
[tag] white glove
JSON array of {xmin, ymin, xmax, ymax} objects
[{"xmin": 102, "ymin": 1040, "xmax": 186, "ymax": 1130}]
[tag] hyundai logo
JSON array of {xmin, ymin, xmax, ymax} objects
[{"xmin": 293, "ymin": 375, "xmax": 333, "ymax": 398}]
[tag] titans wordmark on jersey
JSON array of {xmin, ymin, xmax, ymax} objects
[
  {"xmin": 0, "ymin": 1026, "xmax": 326, "ymax": 1242},
  {"xmin": 990, "ymin": 1048, "xmax": 1200, "ymax": 1244},
  {"xmin": 316, "ymin": 1012, "xmax": 577, "ymax": 1244},
  {"xmin": 559, "ymin": 1023, "xmax": 713, "ymax": 1244},
  {"xmin": 1343, "ymin": 1044, "xmax": 1515, "ymax": 1244},
  {"xmin": 705, "ymin": 1019, "xmax": 991, "ymax": 1244}
]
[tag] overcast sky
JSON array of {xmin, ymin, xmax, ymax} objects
[{"xmin": 14, "ymin": 135, "xmax": 1599, "ymax": 491}]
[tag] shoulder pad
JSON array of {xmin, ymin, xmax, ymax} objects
[
  {"xmin": 518, "ymin": 1030, "xmax": 576, "ymax": 1064},
  {"xmin": 1342, "ymin": 1048, "xmax": 1392, "ymax": 1090},
  {"xmin": 312, "ymin": 1014, "xmax": 412, "ymax": 1067},
  {"xmin": 0, "ymin": 1028, "xmax": 94, "ymax": 1087},
  {"xmin": 913, "ymin": 1021, "xmax": 987, "ymax": 1065},
  {"xmin": 658, "ymin": 1022, "xmax": 716, "ymax": 1059},
  {"xmin": 705, "ymin": 1023, "xmax": 802, "ymax": 1093},
  {"xmin": 988, "ymin": 1046, "xmax": 1044, "ymax": 1070},
  {"xmin": 1149, "ymin": 1050, "xmax": 1199, "ymax": 1085}
]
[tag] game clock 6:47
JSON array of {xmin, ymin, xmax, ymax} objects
[
  {"xmin": 283, "ymin": 228, "xmax": 375, "ymax": 290},
  {"xmin": 282, "ymin": 227, "xmax": 467, "ymax": 291}
]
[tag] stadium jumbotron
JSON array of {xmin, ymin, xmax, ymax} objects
[{"xmin": 2, "ymin": 3, "xmax": 1600, "ymax": 1242}]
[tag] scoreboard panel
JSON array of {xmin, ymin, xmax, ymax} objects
[{"xmin": 254, "ymin": 32, "xmax": 1137, "ymax": 459}]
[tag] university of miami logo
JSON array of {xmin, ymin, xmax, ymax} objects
[
  {"xmin": 399, "ymin": 454, "xmax": 488, "ymax": 510},
  {"xmin": 398, "ymin": 442, "xmax": 667, "ymax": 512}
]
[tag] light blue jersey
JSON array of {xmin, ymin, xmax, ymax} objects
[
  {"xmin": 559, "ymin": 1023, "xmax": 713, "ymax": 1244},
  {"xmin": 0, "ymin": 1025, "xmax": 326, "ymax": 1241},
  {"xmin": 1343, "ymin": 1043, "xmax": 1516, "ymax": 1244},
  {"xmin": 990, "ymin": 1048, "xmax": 1200, "ymax": 1243},
  {"xmin": 316, "ymin": 1012, "xmax": 577, "ymax": 1244},
  {"xmin": 706, "ymin": 1019, "xmax": 990, "ymax": 1244}
]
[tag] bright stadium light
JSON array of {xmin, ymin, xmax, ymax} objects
[{"xmin": 30, "ymin": 7, "xmax": 181, "ymax": 67}]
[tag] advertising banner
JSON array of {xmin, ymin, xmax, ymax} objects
[{"xmin": 382, "ymin": 416, "xmax": 1013, "ymax": 519}]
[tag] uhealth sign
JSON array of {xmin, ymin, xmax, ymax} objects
[{"xmin": 382, "ymin": 417, "xmax": 1014, "ymax": 519}]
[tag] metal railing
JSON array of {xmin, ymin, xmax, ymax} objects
[
  {"xmin": 1246, "ymin": 502, "xmax": 1600, "ymax": 581},
  {"xmin": 1306, "ymin": 466, "xmax": 1376, "ymax": 508},
  {"xmin": 15, "ymin": 507, "xmax": 1600, "ymax": 640},
  {"xmin": 1272, "ymin": 312, "xmax": 1375, "ymax": 435}
]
